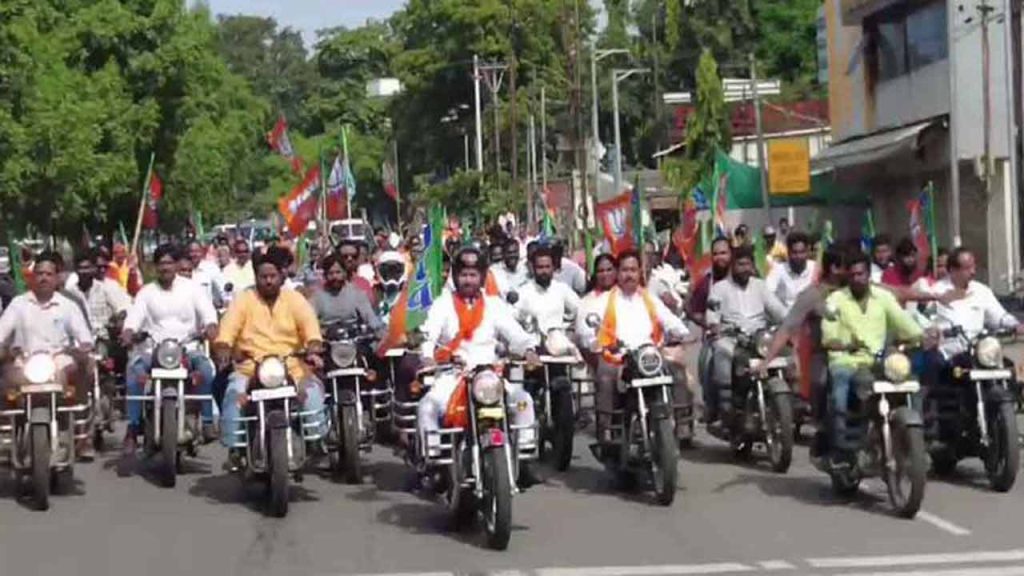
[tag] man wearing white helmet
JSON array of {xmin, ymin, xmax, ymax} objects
[{"xmin": 376, "ymin": 250, "xmax": 409, "ymax": 323}]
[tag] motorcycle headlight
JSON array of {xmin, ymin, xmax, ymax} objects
[
  {"xmin": 976, "ymin": 336, "xmax": 1003, "ymax": 369},
  {"xmin": 257, "ymin": 357, "xmax": 287, "ymax": 388},
  {"xmin": 756, "ymin": 330, "xmax": 774, "ymax": 359},
  {"xmin": 545, "ymin": 329, "xmax": 576, "ymax": 357},
  {"xmin": 635, "ymin": 345, "xmax": 664, "ymax": 377},
  {"xmin": 883, "ymin": 352, "xmax": 912, "ymax": 383},
  {"xmin": 154, "ymin": 339, "xmax": 184, "ymax": 370},
  {"xmin": 23, "ymin": 353, "xmax": 57, "ymax": 385},
  {"xmin": 472, "ymin": 370, "xmax": 504, "ymax": 406},
  {"xmin": 330, "ymin": 341, "xmax": 358, "ymax": 368}
]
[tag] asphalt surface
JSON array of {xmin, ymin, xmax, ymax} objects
[{"xmin": 3, "ymin": 408, "xmax": 1024, "ymax": 576}]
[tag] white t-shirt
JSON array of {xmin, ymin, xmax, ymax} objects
[
  {"xmin": 515, "ymin": 279, "xmax": 582, "ymax": 333},
  {"xmin": 765, "ymin": 260, "xmax": 817, "ymax": 312},
  {"xmin": 420, "ymin": 293, "xmax": 538, "ymax": 366},
  {"xmin": 604, "ymin": 288, "xmax": 689, "ymax": 349},
  {"xmin": 124, "ymin": 277, "xmax": 218, "ymax": 344}
]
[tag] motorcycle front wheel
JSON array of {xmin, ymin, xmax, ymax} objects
[
  {"xmin": 267, "ymin": 426, "xmax": 289, "ymax": 518},
  {"xmin": 651, "ymin": 416, "xmax": 679, "ymax": 506},
  {"xmin": 766, "ymin": 392, "xmax": 794, "ymax": 474},
  {"xmin": 341, "ymin": 403, "xmax": 362, "ymax": 485},
  {"xmin": 549, "ymin": 382, "xmax": 575, "ymax": 471},
  {"xmin": 31, "ymin": 424, "xmax": 50, "ymax": 511},
  {"xmin": 482, "ymin": 445, "xmax": 512, "ymax": 550},
  {"xmin": 160, "ymin": 399, "xmax": 178, "ymax": 488},
  {"xmin": 885, "ymin": 411, "xmax": 927, "ymax": 519},
  {"xmin": 985, "ymin": 401, "xmax": 1019, "ymax": 492}
]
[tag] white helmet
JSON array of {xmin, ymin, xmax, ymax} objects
[{"xmin": 377, "ymin": 251, "xmax": 407, "ymax": 294}]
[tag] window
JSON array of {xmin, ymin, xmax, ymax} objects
[
  {"xmin": 907, "ymin": 1, "xmax": 947, "ymax": 69},
  {"xmin": 866, "ymin": 0, "xmax": 948, "ymax": 82}
]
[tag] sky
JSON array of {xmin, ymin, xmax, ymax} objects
[{"xmin": 202, "ymin": 0, "xmax": 406, "ymax": 44}]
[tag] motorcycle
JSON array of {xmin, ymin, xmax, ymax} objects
[
  {"xmin": 225, "ymin": 352, "xmax": 326, "ymax": 517},
  {"xmin": 0, "ymin": 352, "xmax": 90, "ymax": 510},
  {"xmin": 707, "ymin": 325, "xmax": 795, "ymax": 473},
  {"xmin": 91, "ymin": 316, "xmax": 127, "ymax": 452},
  {"xmin": 927, "ymin": 325, "xmax": 1019, "ymax": 491},
  {"xmin": 510, "ymin": 312, "xmax": 581, "ymax": 471},
  {"xmin": 812, "ymin": 347, "xmax": 927, "ymax": 518},
  {"xmin": 125, "ymin": 335, "xmax": 214, "ymax": 488},
  {"xmin": 587, "ymin": 315, "xmax": 680, "ymax": 506},
  {"xmin": 322, "ymin": 320, "xmax": 391, "ymax": 484},
  {"xmin": 417, "ymin": 360, "xmax": 537, "ymax": 550}
]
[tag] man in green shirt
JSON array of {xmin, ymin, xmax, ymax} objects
[{"xmin": 821, "ymin": 252, "xmax": 924, "ymax": 453}]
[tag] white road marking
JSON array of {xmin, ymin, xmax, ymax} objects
[
  {"xmin": 535, "ymin": 563, "xmax": 754, "ymax": 576},
  {"xmin": 807, "ymin": 549, "xmax": 1024, "ymax": 569},
  {"xmin": 840, "ymin": 566, "xmax": 1024, "ymax": 576},
  {"xmin": 916, "ymin": 511, "xmax": 972, "ymax": 536},
  {"xmin": 757, "ymin": 560, "xmax": 795, "ymax": 570},
  {"xmin": 345, "ymin": 573, "xmax": 454, "ymax": 576}
]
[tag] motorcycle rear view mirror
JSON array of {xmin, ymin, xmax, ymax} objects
[
  {"xmin": 585, "ymin": 314, "xmax": 601, "ymax": 329},
  {"xmin": 707, "ymin": 299, "xmax": 721, "ymax": 312},
  {"xmin": 506, "ymin": 291, "xmax": 519, "ymax": 305},
  {"xmin": 224, "ymin": 282, "xmax": 234, "ymax": 293}
]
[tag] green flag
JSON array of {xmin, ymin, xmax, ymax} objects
[
  {"xmin": 753, "ymin": 233, "xmax": 768, "ymax": 277},
  {"xmin": 860, "ymin": 208, "xmax": 876, "ymax": 253},
  {"xmin": 118, "ymin": 221, "xmax": 129, "ymax": 246},
  {"xmin": 9, "ymin": 241, "xmax": 25, "ymax": 295}
]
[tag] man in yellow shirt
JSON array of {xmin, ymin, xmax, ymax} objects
[
  {"xmin": 214, "ymin": 246, "xmax": 326, "ymax": 468},
  {"xmin": 822, "ymin": 252, "xmax": 923, "ymax": 454}
]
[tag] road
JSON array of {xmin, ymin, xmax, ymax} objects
[{"xmin": 3, "ymin": 415, "xmax": 1024, "ymax": 576}]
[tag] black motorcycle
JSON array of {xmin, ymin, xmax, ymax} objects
[
  {"xmin": 927, "ymin": 326, "xmax": 1019, "ymax": 492},
  {"xmin": 707, "ymin": 325, "xmax": 795, "ymax": 473},
  {"xmin": 588, "ymin": 316, "xmax": 680, "ymax": 506},
  {"xmin": 813, "ymin": 347, "xmax": 927, "ymax": 518},
  {"xmin": 322, "ymin": 319, "xmax": 390, "ymax": 484}
]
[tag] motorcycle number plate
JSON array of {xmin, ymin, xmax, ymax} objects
[
  {"xmin": 872, "ymin": 381, "xmax": 920, "ymax": 394},
  {"xmin": 385, "ymin": 348, "xmax": 407, "ymax": 358},
  {"xmin": 327, "ymin": 368, "xmax": 366, "ymax": 378},
  {"xmin": 630, "ymin": 376, "xmax": 673, "ymax": 388},
  {"xmin": 20, "ymin": 383, "xmax": 62, "ymax": 394},
  {"xmin": 970, "ymin": 369, "xmax": 1012, "ymax": 381},
  {"xmin": 250, "ymin": 387, "xmax": 298, "ymax": 402},
  {"xmin": 750, "ymin": 357, "xmax": 789, "ymax": 371},
  {"xmin": 151, "ymin": 368, "xmax": 188, "ymax": 380}
]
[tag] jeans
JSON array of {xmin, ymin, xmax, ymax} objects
[
  {"xmin": 219, "ymin": 372, "xmax": 326, "ymax": 448},
  {"xmin": 828, "ymin": 364, "xmax": 864, "ymax": 452},
  {"xmin": 698, "ymin": 341, "xmax": 714, "ymax": 418},
  {"xmin": 126, "ymin": 351, "xmax": 215, "ymax": 427},
  {"xmin": 706, "ymin": 336, "xmax": 738, "ymax": 421}
]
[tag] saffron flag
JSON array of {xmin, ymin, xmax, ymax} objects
[
  {"xmin": 326, "ymin": 155, "xmax": 347, "ymax": 220},
  {"xmin": 141, "ymin": 171, "xmax": 163, "ymax": 229},
  {"xmin": 908, "ymin": 183, "xmax": 937, "ymax": 275},
  {"xmin": 278, "ymin": 166, "xmax": 321, "ymax": 237},
  {"xmin": 267, "ymin": 116, "xmax": 303, "ymax": 174},
  {"xmin": 595, "ymin": 192, "xmax": 636, "ymax": 256}
]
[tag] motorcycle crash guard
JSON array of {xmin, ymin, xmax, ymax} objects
[
  {"xmin": 649, "ymin": 401, "xmax": 672, "ymax": 421},
  {"xmin": 984, "ymin": 384, "xmax": 1014, "ymax": 406},
  {"xmin": 890, "ymin": 406, "xmax": 923, "ymax": 428},
  {"xmin": 29, "ymin": 406, "xmax": 51, "ymax": 425}
]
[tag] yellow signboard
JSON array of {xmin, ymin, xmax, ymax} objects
[{"xmin": 768, "ymin": 138, "xmax": 811, "ymax": 195}]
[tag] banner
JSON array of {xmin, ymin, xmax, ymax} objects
[
  {"xmin": 141, "ymin": 172, "xmax": 163, "ymax": 229},
  {"xmin": 382, "ymin": 160, "xmax": 398, "ymax": 201},
  {"xmin": 278, "ymin": 167, "xmax": 321, "ymax": 237},
  {"xmin": 595, "ymin": 192, "xmax": 635, "ymax": 256}
]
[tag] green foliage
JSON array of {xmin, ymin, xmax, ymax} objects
[{"xmin": 418, "ymin": 170, "xmax": 522, "ymax": 222}]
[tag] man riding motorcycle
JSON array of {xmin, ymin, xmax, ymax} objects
[
  {"xmin": 764, "ymin": 231, "xmax": 816, "ymax": 313},
  {"xmin": 592, "ymin": 251, "xmax": 690, "ymax": 450},
  {"xmin": 376, "ymin": 251, "xmax": 409, "ymax": 322},
  {"xmin": 312, "ymin": 252, "xmax": 384, "ymax": 333},
  {"xmin": 491, "ymin": 239, "xmax": 528, "ymax": 298},
  {"xmin": 121, "ymin": 244, "xmax": 219, "ymax": 458},
  {"xmin": 0, "ymin": 251, "xmax": 96, "ymax": 459},
  {"xmin": 705, "ymin": 246, "xmax": 787, "ymax": 426},
  {"xmin": 63, "ymin": 249, "xmax": 131, "ymax": 337},
  {"xmin": 417, "ymin": 247, "xmax": 541, "ymax": 486},
  {"xmin": 514, "ymin": 245, "xmax": 581, "ymax": 334},
  {"xmin": 214, "ymin": 246, "xmax": 327, "ymax": 470},
  {"xmin": 821, "ymin": 252, "xmax": 924, "ymax": 457}
]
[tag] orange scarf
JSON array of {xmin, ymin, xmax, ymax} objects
[
  {"xmin": 484, "ymin": 270, "xmax": 499, "ymax": 297},
  {"xmin": 436, "ymin": 294, "xmax": 486, "ymax": 362},
  {"xmin": 597, "ymin": 287, "xmax": 662, "ymax": 363}
]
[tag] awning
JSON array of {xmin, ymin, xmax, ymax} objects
[{"xmin": 811, "ymin": 120, "xmax": 937, "ymax": 174}]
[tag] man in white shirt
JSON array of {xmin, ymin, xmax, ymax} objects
[
  {"xmin": 764, "ymin": 231, "xmax": 817, "ymax": 312},
  {"xmin": 515, "ymin": 245, "xmax": 581, "ymax": 335},
  {"xmin": 591, "ymin": 251, "xmax": 690, "ymax": 450},
  {"xmin": 706, "ymin": 246, "xmax": 787, "ymax": 424},
  {"xmin": 418, "ymin": 247, "xmax": 541, "ymax": 485},
  {"xmin": 63, "ymin": 249, "xmax": 131, "ymax": 337},
  {"xmin": 0, "ymin": 251, "xmax": 96, "ymax": 458},
  {"xmin": 187, "ymin": 240, "xmax": 224, "ymax": 309},
  {"xmin": 491, "ymin": 239, "xmax": 528, "ymax": 297},
  {"xmin": 870, "ymin": 234, "xmax": 893, "ymax": 284},
  {"xmin": 223, "ymin": 238, "xmax": 255, "ymax": 292},
  {"xmin": 120, "ymin": 244, "xmax": 219, "ymax": 458}
]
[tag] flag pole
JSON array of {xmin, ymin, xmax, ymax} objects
[
  {"xmin": 927, "ymin": 180, "xmax": 938, "ymax": 277},
  {"xmin": 130, "ymin": 151, "xmax": 156, "ymax": 260},
  {"xmin": 393, "ymin": 137, "xmax": 402, "ymax": 236},
  {"xmin": 318, "ymin": 138, "xmax": 327, "ymax": 248},
  {"xmin": 342, "ymin": 125, "xmax": 352, "ymax": 221}
]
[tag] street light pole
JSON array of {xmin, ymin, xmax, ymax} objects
[
  {"xmin": 612, "ymin": 68, "xmax": 649, "ymax": 196},
  {"xmin": 590, "ymin": 43, "xmax": 630, "ymax": 198},
  {"xmin": 473, "ymin": 55, "xmax": 484, "ymax": 172}
]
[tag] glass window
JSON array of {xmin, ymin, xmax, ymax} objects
[
  {"xmin": 875, "ymin": 17, "xmax": 908, "ymax": 81},
  {"xmin": 907, "ymin": 1, "xmax": 948, "ymax": 69}
]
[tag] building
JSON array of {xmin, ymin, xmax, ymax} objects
[{"xmin": 819, "ymin": 0, "xmax": 1020, "ymax": 292}]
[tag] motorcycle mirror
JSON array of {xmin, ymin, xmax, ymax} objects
[
  {"xmin": 824, "ymin": 301, "xmax": 839, "ymax": 322},
  {"xmin": 585, "ymin": 313, "xmax": 601, "ymax": 329},
  {"xmin": 707, "ymin": 299, "xmax": 721, "ymax": 312},
  {"xmin": 506, "ymin": 291, "xmax": 519, "ymax": 305},
  {"xmin": 224, "ymin": 282, "xmax": 234, "ymax": 293}
]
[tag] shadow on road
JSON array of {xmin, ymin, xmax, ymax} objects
[
  {"xmin": 189, "ymin": 471, "xmax": 320, "ymax": 514},
  {"xmin": 374, "ymin": 497, "xmax": 530, "ymax": 551},
  {"xmin": 709, "ymin": 470, "xmax": 896, "ymax": 518}
]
